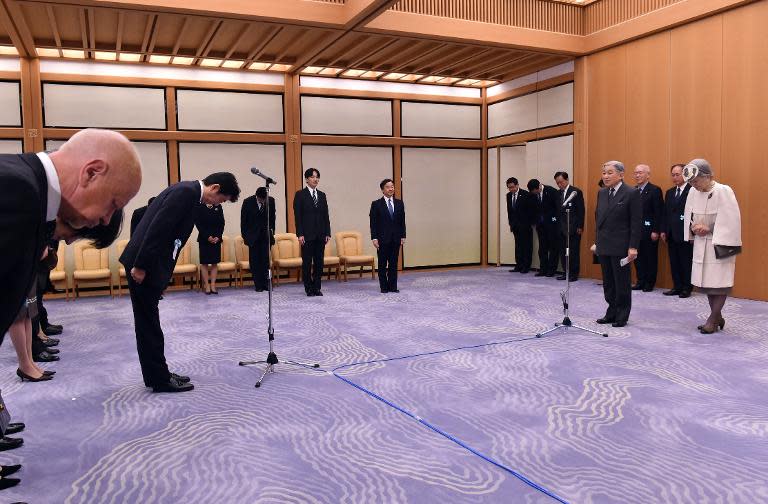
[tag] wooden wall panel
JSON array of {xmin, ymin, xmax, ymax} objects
[
  {"xmin": 669, "ymin": 15, "xmax": 723, "ymax": 168},
  {"xmin": 584, "ymin": 0, "xmax": 685, "ymax": 34},
  {"xmin": 721, "ymin": 0, "xmax": 768, "ymax": 300}
]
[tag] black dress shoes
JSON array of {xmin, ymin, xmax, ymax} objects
[
  {"xmin": 170, "ymin": 373, "xmax": 190, "ymax": 383},
  {"xmin": 314, "ymin": 290, "xmax": 323, "ymax": 296},
  {"xmin": 612, "ymin": 321, "xmax": 627, "ymax": 327},
  {"xmin": 42, "ymin": 338, "xmax": 59, "ymax": 347},
  {"xmin": 631, "ymin": 284, "xmax": 643, "ymax": 290},
  {"xmin": 534, "ymin": 272, "xmax": 546, "ymax": 277},
  {"xmin": 380, "ymin": 288, "xmax": 388, "ymax": 293},
  {"xmin": 568, "ymin": 276, "xmax": 578, "ymax": 282},
  {"xmin": 389, "ymin": 289, "xmax": 400, "ymax": 293},
  {"xmin": 0, "ymin": 437, "xmax": 23, "ymax": 451},
  {"xmin": 556, "ymin": 275, "xmax": 567, "ymax": 281},
  {"xmin": 4, "ymin": 424, "xmax": 25, "ymax": 435},
  {"xmin": 596, "ymin": 317, "xmax": 615, "ymax": 324},
  {"xmin": 43, "ymin": 324, "xmax": 63, "ymax": 336},
  {"xmin": 152, "ymin": 377, "xmax": 194, "ymax": 393},
  {"xmin": 509, "ymin": 268, "xmax": 519, "ymax": 273},
  {"xmin": 33, "ymin": 352, "xmax": 59, "ymax": 362},
  {"xmin": 679, "ymin": 289, "xmax": 692, "ymax": 298},
  {"xmin": 642, "ymin": 286, "xmax": 654, "ymax": 292},
  {"xmin": 663, "ymin": 289, "xmax": 681, "ymax": 296},
  {"xmin": 519, "ymin": 269, "xmax": 529, "ymax": 274},
  {"xmin": 0, "ymin": 464, "xmax": 21, "ymax": 477},
  {"xmin": 0, "ymin": 477, "xmax": 20, "ymax": 490},
  {"xmin": 44, "ymin": 347, "xmax": 60, "ymax": 355},
  {"xmin": 306, "ymin": 291, "xmax": 315, "ymax": 297}
]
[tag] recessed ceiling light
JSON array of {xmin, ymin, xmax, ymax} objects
[
  {"xmin": 61, "ymin": 49, "xmax": 85, "ymax": 59},
  {"xmin": 118, "ymin": 52, "xmax": 142, "ymax": 62},
  {"xmin": 148, "ymin": 54, "xmax": 172, "ymax": 64},
  {"xmin": 301, "ymin": 66, "xmax": 322, "ymax": 74},
  {"xmin": 382, "ymin": 73, "xmax": 406, "ymax": 80},
  {"xmin": 360, "ymin": 71, "xmax": 384, "ymax": 79},
  {"xmin": 250, "ymin": 62, "xmax": 272, "ymax": 71},
  {"xmin": 342, "ymin": 69, "xmax": 365, "ymax": 77},
  {"xmin": 36, "ymin": 47, "xmax": 60, "ymax": 57},
  {"xmin": 268, "ymin": 64, "xmax": 292, "ymax": 72},
  {"xmin": 199, "ymin": 58, "xmax": 222, "ymax": 67},
  {"xmin": 419, "ymin": 75, "xmax": 443, "ymax": 83},
  {"xmin": 221, "ymin": 60, "xmax": 244, "ymax": 69},
  {"xmin": 0, "ymin": 45, "xmax": 19, "ymax": 56},
  {"xmin": 171, "ymin": 56, "xmax": 194, "ymax": 65},
  {"xmin": 94, "ymin": 51, "xmax": 117, "ymax": 61},
  {"xmin": 400, "ymin": 74, "xmax": 423, "ymax": 82},
  {"xmin": 456, "ymin": 79, "xmax": 480, "ymax": 86},
  {"xmin": 438, "ymin": 77, "xmax": 460, "ymax": 84}
]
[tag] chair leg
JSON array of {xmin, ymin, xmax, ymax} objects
[{"xmin": 371, "ymin": 261, "xmax": 375, "ymax": 279}]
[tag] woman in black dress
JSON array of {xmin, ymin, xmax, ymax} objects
[{"xmin": 195, "ymin": 203, "xmax": 225, "ymax": 294}]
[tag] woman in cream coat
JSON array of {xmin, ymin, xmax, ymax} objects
[{"xmin": 683, "ymin": 159, "xmax": 742, "ymax": 334}]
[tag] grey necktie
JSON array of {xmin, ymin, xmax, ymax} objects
[
  {"xmin": 387, "ymin": 198, "xmax": 394, "ymax": 218},
  {"xmin": 512, "ymin": 193, "xmax": 517, "ymax": 208},
  {"xmin": 312, "ymin": 190, "xmax": 318, "ymax": 206}
]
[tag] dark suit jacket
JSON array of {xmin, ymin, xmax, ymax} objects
[
  {"xmin": 241, "ymin": 195, "xmax": 276, "ymax": 247},
  {"xmin": 194, "ymin": 204, "xmax": 225, "ymax": 243},
  {"xmin": 0, "ymin": 153, "xmax": 49, "ymax": 338},
  {"xmin": 130, "ymin": 205, "xmax": 148, "ymax": 236},
  {"xmin": 120, "ymin": 181, "xmax": 201, "ymax": 291},
  {"xmin": 557, "ymin": 185, "xmax": 585, "ymax": 235},
  {"xmin": 293, "ymin": 187, "xmax": 330, "ymax": 241},
  {"xmin": 661, "ymin": 184, "xmax": 691, "ymax": 242},
  {"xmin": 506, "ymin": 189, "xmax": 536, "ymax": 229},
  {"xmin": 595, "ymin": 183, "xmax": 642, "ymax": 257},
  {"xmin": 369, "ymin": 197, "xmax": 406, "ymax": 243},
  {"xmin": 637, "ymin": 182, "xmax": 664, "ymax": 238},
  {"xmin": 532, "ymin": 185, "xmax": 560, "ymax": 229}
]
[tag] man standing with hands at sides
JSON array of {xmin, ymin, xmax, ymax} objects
[
  {"xmin": 554, "ymin": 171, "xmax": 585, "ymax": 281},
  {"xmin": 505, "ymin": 177, "xmax": 535, "ymax": 274},
  {"xmin": 241, "ymin": 186, "xmax": 276, "ymax": 292},
  {"xmin": 294, "ymin": 168, "xmax": 331, "ymax": 297},
  {"xmin": 595, "ymin": 161, "xmax": 642, "ymax": 328},
  {"xmin": 661, "ymin": 164, "xmax": 693, "ymax": 298},
  {"xmin": 527, "ymin": 179, "xmax": 560, "ymax": 277},
  {"xmin": 370, "ymin": 179, "xmax": 406, "ymax": 293},
  {"xmin": 120, "ymin": 172, "xmax": 241, "ymax": 393},
  {"xmin": 632, "ymin": 164, "xmax": 664, "ymax": 292}
]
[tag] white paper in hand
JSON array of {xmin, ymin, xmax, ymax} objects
[{"xmin": 620, "ymin": 256, "xmax": 630, "ymax": 267}]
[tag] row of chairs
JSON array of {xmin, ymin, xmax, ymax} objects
[{"xmin": 49, "ymin": 231, "xmax": 377, "ymax": 299}]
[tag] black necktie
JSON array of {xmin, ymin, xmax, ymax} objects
[
  {"xmin": 561, "ymin": 190, "xmax": 566, "ymax": 201},
  {"xmin": 609, "ymin": 187, "xmax": 615, "ymax": 199},
  {"xmin": 675, "ymin": 187, "xmax": 681, "ymax": 199},
  {"xmin": 512, "ymin": 193, "xmax": 517, "ymax": 208}
]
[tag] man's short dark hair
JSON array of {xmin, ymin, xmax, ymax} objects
[
  {"xmin": 554, "ymin": 171, "xmax": 569, "ymax": 181},
  {"xmin": 76, "ymin": 209, "xmax": 124, "ymax": 249},
  {"xmin": 304, "ymin": 168, "xmax": 320, "ymax": 179},
  {"xmin": 671, "ymin": 163, "xmax": 685, "ymax": 171},
  {"xmin": 527, "ymin": 179, "xmax": 540, "ymax": 191},
  {"xmin": 203, "ymin": 172, "xmax": 241, "ymax": 202},
  {"xmin": 505, "ymin": 177, "xmax": 519, "ymax": 186},
  {"xmin": 256, "ymin": 187, "xmax": 268, "ymax": 199},
  {"xmin": 379, "ymin": 178, "xmax": 394, "ymax": 189}
]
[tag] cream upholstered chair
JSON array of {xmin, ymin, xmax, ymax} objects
[
  {"xmin": 116, "ymin": 239, "xmax": 129, "ymax": 297},
  {"xmin": 72, "ymin": 241, "xmax": 113, "ymax": 298},
  {"xmin": 215, "ymin": 235, "xmax": 238, "ymax": 288},
  {"xmin": 172, "ymin": 241, "xmax": 198, "ymax": 290},
  {"xmin": 271, "ymin": 233, "xmax": 302, "ymax": 286},
  {"xmin": 234, "ymin": 236, "xmax": 250, "ymax": 288},
  {"xmin": 49, "ymin": 241, "xmax": 70, "ymax": 301},
  {"xmin": 335, "ymin": 231, "xmax": 375, "ymax": 282},
  {"xmin": 323, "ymin": 240, "xmax": 341, "ymax": 282}
]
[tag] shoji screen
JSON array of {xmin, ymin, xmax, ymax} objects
[
  {"xmin": 0, "ymin": 81, "xmax": 21, "ymax": 126},
  {"xmin": 401, "ymin": 102, "xmax": 481, "ymax": 139},
  {"xmin": 176, "ymin": 90, "xmax": 283, "ymax": 132},
  {"xmin": 301, "ymin": 96, "xmax": 392, "ymax": 136},
  {"xmin": 487, "ymin": 146, "xmax": 526, "ymax": 265}
]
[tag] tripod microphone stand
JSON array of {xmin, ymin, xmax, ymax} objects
[
  {"xmin": 536, "ymin": 200, "xmax": 608, "ymax": 339},
  {"xmin": 238, "ymin": 172, "xmax": 320, "ymax": 387}
]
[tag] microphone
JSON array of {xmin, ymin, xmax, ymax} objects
[
  {"xmin": 250, "ymin": 167, "xmax": 277, "ymax": 185},
  {"xmin": 562, "ymin": 191, "xmax": 577, "ymax": 207}
]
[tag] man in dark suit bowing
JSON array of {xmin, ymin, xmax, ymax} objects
[
  {"xmin": 595, "ymin": 161, "xmax": 642, "ymax": 328},
  {"xmin": 130, "ymin": 197, "xmax": 155, "ymax": 236},
  {"xmin": 0, "ymin": 128, "xmax": 142, "ymax": 339},
  {"xmin": 294, "ymin": 168, "xmax": 331, "ymax": 297},
  {"xmin": 554, "ymin": 171, "xmax": 585, "ymax": 281},
  {"xmin": 660, "ymin": 163, "xmax": 694, "ymax": 298},
  {"xmin": 505, "ymin": 177, "xmax": 535, "ymax": 274},
  {"xmin": 632, "ymin": 164, "xmax": 664, "ymax": 292},
  {"xmin": 369, "ymin": 178, "xmax": 406, "ymax": 293},
  {"xmin": 120, "ymin": 172, "xmax": 240, "ymax": 393},
  {"xmin": 241, "ymin": 186, "xmax": 276, "ymax": 292},
  {"xmin": 527, "ymin": 179, "xmax": 560, "ymax": 277}
]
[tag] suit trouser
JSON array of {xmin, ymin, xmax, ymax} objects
[
  {"xmin": 127, "ymin": 276, "xmax": 170, "ymax": 386},
  {"xmin": 635, "ymin": 237, "xmax": 659, "ymax": 288},
  {"xmin": 249, "ymin": 239, "xmax": 270, "ymax": 290},
  {"xmin": 536, "ymin": 223, "xmax": 559, "ymax": 275},
  {"xmin": 668, "ymin": 238, "xmax": 693, "ymax": 291},
  {"xmin": 599, "ymin": 255, "xmax": 632, "ymax": 323},
  {"xmin": 559, "ymin": 232, "xmax": 581, "ymax": 276},
  {"xmin": 511, "ymin": 225, "xmax": 533, "ymax": 271},
  {"xmin": 377, "ymin": 240, "xmax": 400, "ymax": 290},
  {"xmin": 301, "ymin": 238, "xmax": 325, "ymax": 293}
]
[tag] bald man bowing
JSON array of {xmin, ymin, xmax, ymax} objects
[{"xmin": 0, "ymin": 128, "xmax": 141, "ymax": 338}]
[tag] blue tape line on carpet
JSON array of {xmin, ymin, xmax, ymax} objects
[{"xmin": 332, "ymin": 334, "xmax": 570, "ymax": 504}]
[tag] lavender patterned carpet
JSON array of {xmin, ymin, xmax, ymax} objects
[{"xmin": 1, "ymin": 269, "xmax": 766, "ymax": 503}]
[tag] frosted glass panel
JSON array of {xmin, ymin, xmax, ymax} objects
[
  {"xmin": 401, "ymin": 102, "xmax": 480, "ymax": 139},
  {"xmin": 301, "ymin": 96, "xmax": 392, "ymax": 135},
  {"xmin": 0, "ymin": 81, "xmax": 21, "ymax": 126},
  {"xmin": 0, "ymin": 139, "xmax": 22, "ymax": 154},
  {"xmin": 177, "ymin": 90, "xmax": 283, "ymax": 132}
]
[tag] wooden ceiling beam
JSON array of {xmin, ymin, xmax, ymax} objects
[
  {"xmin": 139, "ymin": 13, "xmax": 157, "ymax": 61},
  {"xmin": 246, "ymin": 25, "xmax": 283, "ymax": 63},
  {"xmin": 345, "ymin": 37, "xmax": 398, "ymax": 69},
  {"xmin": 273, "ymin": 28, "xmax": 308, "ymax": 62},
  {"xmin": 223, "ymin": 22, "xmax": 251, "ymax": 60},
  {"xmin": 170, "ymin": 17, "xmax": 190, "ymax": 57},
  {"xmin": 45, "ymin": 5, "xmax": 63, "ymax": 54},
  {"xmin": 466, "ymin": 54, "xmax": 539, "ymax": 80},
  {"xmin": 0, "ymin": 0, "xmax": 36, "ymax": 57},
  {"xmin": 386, "ymin": 43, "xmax": 449, "ymax": 73},
  {"xmin": 115, "ymin": 10, "xmax": 124, "ymax": 53},
  {"xmin": 427, "ymin": 47, "xmax": 495, "ymax": 76},
  {"xmin": 408, "ymin": 46, "xmax": 478, "ymax": 75},
  {"xmin": 196, "ymin": 19, "xmax": 223, "ymax": 61},
  {"xmin": 323, "ymin": 33, "xmax": 367, "ymax": 67},
  {"xmin": 78, "ymin": 7, "xmax": 89, "ymax": 53},
  {"xmin": 88, "ymin": 8, "xmax": 96, "ymax": 54}
]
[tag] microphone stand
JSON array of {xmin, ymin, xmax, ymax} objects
[
  {"xmin": 536, "ymin": 201, "xmax": 608, "ymax": 339},
  {"xmin": 238, "ymin": 180, "xmax": 320, "ymax": 387}
]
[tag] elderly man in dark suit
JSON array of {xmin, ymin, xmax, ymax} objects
[
  {"xmin": 660, "ymin": 164, "xmax": 694, "ymax": 298},
  {"xmin": 595, "ymin": 161, "xmax": 642, "ymax": 328},
  {"xmin": 241, "ymin": 186, "xmax": 276, "ymax": 292},
  {"xmin": 0, "ymin": 128, "xmax": 141, "ymax": 339},
  {"xmin": 369, "ymin": 178, "xmax": 406, "ymax": 293},
  {"xmin": 293, "ymin": 168, "xmax": 331, "ymax": 297},
  {"xmin": 120, "ymin": 172, "xmax": 240, "ymax": 393},
  {"xmin": 505, "ymin": 177, "xmax": 536, "ymax": 274},
  {"xmin": 632, "ymin": 164, "xmax": 664, "ymax": 292},
  {"xmin": 554, "ymin": 171, "xmax": 585, "ymax": 281},
  {"xmin": 527, "ymin": 178, "xmax": 560, "ymax": 277}
]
